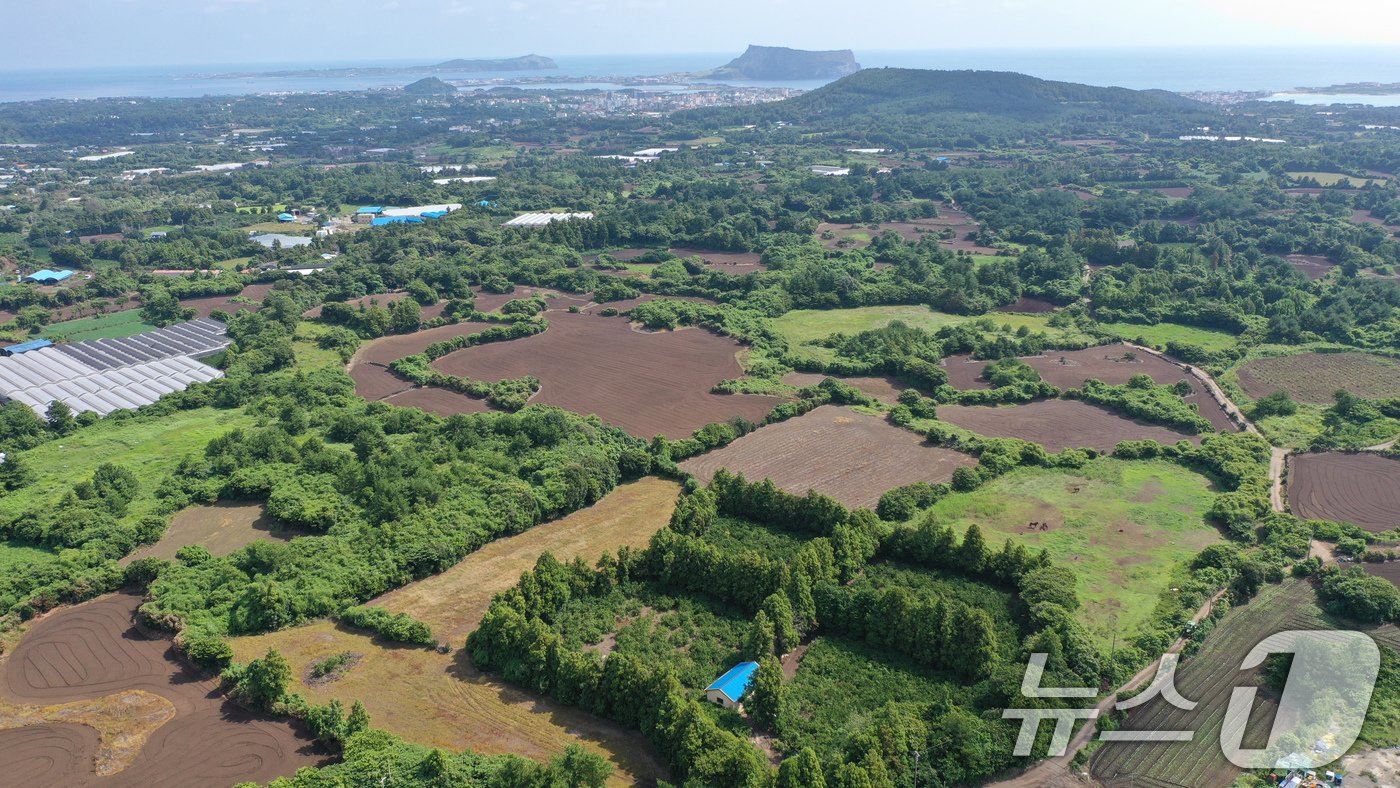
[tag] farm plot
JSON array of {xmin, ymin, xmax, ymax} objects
[
  {"xmin": 937, "ymin": 399, "xmax": 1200, "ymax": 452},
  {"xmin": 179, "ymin": 282, "xmax": 273, "ymax": 319},
  {"xmin": 1095, "ymin": 322, "xmax": 1241, "ymax": 354},
  {"xmin": 1236, "ymin": 352, "xmax": 1400, "ymax": 404},
  {"xmin": 678, "ymin": 405, "xmax": 977, "ymax": 510},
  {"xmin": 0, "ymin": 592, "xmax": 330, "ymax": 787},
  {"xmin": 429, "ymin": 311, "xmax": 777, "ymax": 438},
  {"xmin": 120, "ymin": 502, "xmax": 306, "ymax": 565},
  {"xmin": 910, "ymin": 459, "xmax": 1218, "ymax": 644},
  {"xmin": 1089, "ymin": 579, "xmax": 1400, "ymax": 787},
  {"xmin": 668, "ymin": 247, "xmax": 766, "ymax": 274},
  {"xmin": 780, "ymin": 372, "xmax": 905, "ymax": 403},
  {"xmin": 1289, "ymin": 452, "xmax": 1400, "ymax": 533},
  {"xmin": 41, "ymin": 309, "xmax": 154, "ymax": 342},
  {"xmin": 1285, "ymin": 254, "xmax": 1338, "ymax": 280},
  {"xmin": 941, "ymin": 346, "xmax": 1237, "ymax": 432},
  {"xmin": 230, "ymin": 479, "xmax": 679, "ymax": 786},
  {"xmin": 346, "ymin": 321, "xmax": 494, "ymax": 402},
  {"xmin": 995, "ymin": 296, "xmax": 1058, "ymax": 313},
  {"xmin": 302, "ymin": 290, "xmax": 447, "ymax": 321},
  {"xmin": 470, "ymin": 286, "xmax": 593, "ymax": 314}
]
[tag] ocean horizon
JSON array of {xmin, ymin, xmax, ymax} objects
[{"xmin": 2, "ymin": 45, "xmax": 1399, "ymax": 104}]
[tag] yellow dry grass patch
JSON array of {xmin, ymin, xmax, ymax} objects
[
  {"xmin": 0, "ymin": 690, "xmax": 175, "ymax": 776},
  {"xmin": 230, "ymin": 477, "xmax": 681, "ymax": 786}
]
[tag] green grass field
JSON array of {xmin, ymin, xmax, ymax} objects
[
  {"xmin": 908, "ymin": 458, "xmax": 1219, "ymax": 646},
  {"xmin": 772, "ymin": 305, "xmax": 1091, "ymax": 363},
  {"xmin": 1097, "ymin": 321, "xmax": 1239, "ymax": 353},
  {"xmin": 0, "ymin": 407, "xmax": 255, "ymax": 526},
  {"xmin": 42, "ymin": 309, "xmax": 155, "ymax": 341},
  {"xmin": 0, "ymin": 541, "xmax": 54, "ymax": 572},
  {"xmin": 292, "ymin": 322, "xmax": 347, "ymax": 371}
]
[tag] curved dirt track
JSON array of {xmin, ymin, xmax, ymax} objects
[
  {"xmin": 430, "ymin": 311, "xmax": 779, "ymax": 438},
  {"xmin": 1288, "ymin": 452, "xmax": 1400, "ymax": 533},
  {"xmin": 0, "ymin": 592, "xmax": 330, "ymax": 786}
]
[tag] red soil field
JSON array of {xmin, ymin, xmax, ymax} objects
[
  {"xmin": 994, "ymin": 296, "xmax": 1057, "ymax": 313},
  {"xmin": 1236, "ymin": 352, "xmax": 1400, "ymax": 404},
  {"xmin": 0, "ymin": 592, "xmax": 330, "ymax": 786},
  {"xmin": 1284, "ymin": 254, "xmax": 1336, "ymax": 280},
  {"xmin": 941, "ymin": 346, "xmax": 1237, "ymax": 432},
  {"xmin": 381, "ymin": 385, "xmax": 493, "ymax": 416},
  {"xmin": 470, "ymin": 286, "xmax": 592, "ymax": 314},
  {"xmin": 780, "ymin": 372, "xmax": 904, "ymax": 403},
  {"xmin": 430, "ymin": 311, "xmax": 779, "ymax": 438},
  {"xmin": 348, "ymin": 321, "xmax": 494, "ymax": 401},
  {"xmin": 668, "ymin": 247, "xmax": 766, "ymax": 274},
  {"xmin": 679, "ymin": 405, "xmax": 976, "ymax": 509},
  {"xmin": 1288, "ymin": 452, "xmax": 1400, "ymax": 533},
  {"xmin": 180, "ymin": 283, "xmax": 273, "ymax": 319},
  {"xmin": 937, "ymin": 399, "xmax": 1199, "ymax": 452}
]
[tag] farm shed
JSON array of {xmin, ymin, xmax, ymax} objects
[
  {"xmin": 704, "ymin": 661, "xmax": 759, "ymax": 709},
  {"xmin": 21, "ymin": 269, "xmax": 75, "ymax": 284},
  {"xmin": 502, "ymin": 212, "xmax": 595, "ymax": 227},
  {"xmin": 371, "ymin": 216, "xmax": 424, "ymax": 226},
  {"xmin": 0, "ymin": 318, "xmax": 229, "ymax": 415},
  {"xmin": 277, "ymin": 212, "xmax": 296, "ymax": 222},
  {"xmin": 250, "ymin": 233, "xmax": 313, "ymax": 248},
  {"xmin": 380, "ymin": 203, "xmax": 462, "ymax": 218}
]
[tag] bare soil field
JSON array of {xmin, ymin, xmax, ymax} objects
[
  {"xmin": 347, "ymin": 321, "xmax": 494, "ymax": 401},
  {"xmin": 471, "ymin": 286, "xmax": 592, "ymax": 314},
  {"xmin": 678, "ymin": 405, "xmax": 977, "ymax": 509},
  {"xmin": 1284, "ymin": 253, "xmax": 1337, "ymax": 280},
  {"xmin": 0, "ymin": 592, "xmax": 330, "ymax": 786},
  {"xmin": 941, "ymin": 346, "xmax": 1237, "ymax": 432},
  {"xmin": 1146, "ymin": 186, "xmax": 1196, "ymax": 199},
  {"xmin": 230, "ymin": 480, "xmax": 680, "ymax": 786},
  {"xmin": 994, "ymin": 296, "xmax": 1057, "ymax": 313},
  {"xmin": 780, "ymin": 372, "xmax": 904, "ymax": 403},
  {"xmin": 179, "ymin": 283, "xmax": 273, "ymax": 319},
  {"xmin": 1237, "ymin": 351, "xmax": 1400, "ymax": 404},
  {"xmin": 937, "ymin": 399, "xmax": 1199, "ymax": 452},
  {"xmin": 302, "ymin": 291, "xmax": 447, "ymax": 321},
  {"xmin": 120, "ymin": 502, "xmax": 306, "ymax": 565},
  {"xmin": 1351, "ymin": 209, "xmax": 1400, "ymax": 231},
  {"xmin": 381, "ymin": 386, "xmax": 493, "ymax": 416},
  {"xmin": 1289, "ymin": 452, "xmax": 1400, "ymax": 533},
  {"xmin": 668, "ymin": 247, "xmax": 766, "ymax": 274},
  {"xmin": 429, "ymin": 311, "xmax": 778, "ymax": 438}
]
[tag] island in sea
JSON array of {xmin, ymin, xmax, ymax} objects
[
  {"xmin": 695, "ymin": 45, "xmax": 861, "ymax": 81},
  {"xmin": 189, "ymin": 55, "xmax": 557, "ymax": 80}
]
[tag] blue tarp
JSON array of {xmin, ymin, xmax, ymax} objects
[
  {"xmin": 705, "ymin": 662, "xmax": 759, "ymax": 703},
  {"xmin": 4, "ymin": 338, "xmax": 53, "ymax": 355}
]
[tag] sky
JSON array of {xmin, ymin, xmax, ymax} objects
[{"xmin": 3, "ymin": 0, "xmax": 1398, "ymax": 70}]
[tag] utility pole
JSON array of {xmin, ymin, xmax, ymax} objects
[{"xmin": 913, "ymin": 748, "xmax": 926, "ymax": 788}]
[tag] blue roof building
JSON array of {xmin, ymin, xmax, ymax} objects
[
  {"xmin": 420, "ymin": 210, "xmax": 448, "ymax": 219},
  {"xmin": 371, "ymin": 216, "xmax": 425, "ymax": 226},
  {"xmin": 277, "ymin": 212, "xmax": 296, "ymax": 222},
  {"xmin": 476, "ymin": 200, "xmax": 495, "ymax": 207},
  {"xmin": 21, "ymin": 269, "xmax": 75, "ymax": 284},
  {"xmin": 356, "ymin": 206, "xmax": 384, "ymax": 215},
  {"xmin": 2, "ymin": 338, "xmax": 53, "ymax": 355},
  {"xmin": 704, "ymin": 661, "xmax": 759, "ymax": 708}
]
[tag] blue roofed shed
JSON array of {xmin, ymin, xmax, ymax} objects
[
  {"xmin": 21, "ymin": 269, "xmax": 75, "ymax": 284},
  {"xmin": 371, "ymin": 216, "xmax": 425, "ymax": 226},
  {"xmin": 277, "ymin": 212, "xmax": 296, "ymax": 222},
  {"xmin": 705, "ymin": 661, "xmax": 759, "ymax": 709},
  {"xmin": 2, "ymin": 338, "xmax": 54, "ymax": 355},
  {"xmin": 420, "ymin": 210, "xmax": 448, "ymax": 219},
  {"xmin": 356, "ymin": 206, "xmax": 384, "ymax": 215}
]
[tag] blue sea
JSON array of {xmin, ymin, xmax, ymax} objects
[{"xmin": 2, "ymin": 46, "xmax": 1400, "ymax": 104}]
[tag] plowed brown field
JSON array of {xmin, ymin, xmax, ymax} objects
[
  {"xmin": 1237, "ymin": 351, "xmax": 1400, "ymax": 404},
  {"xmin": 938, "ymin": 399, "xmax": 1199, "ymax": 452},
  {"xmin": 347, "ymin": 321, "xmax": 494, "ymax": 401},
  {"xmin": 678, "ymin": 405, "xmax": 977, "ymax": 509},
  {"xmin": 0, "ymin": 593, "xmax": 329, "ymax": 786},
  {"xmin": 179, "ymin": 283, "xmax": 274, "ymax": 319},
  {"xmin": 429, "ymin": 312, "xmax": 778, "ymax": 438},
  {"xmin": 1288, "ymin": 452, "xmax": 1400, "ymax": 533}
]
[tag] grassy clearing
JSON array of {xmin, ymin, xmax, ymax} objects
[
  {"xmin": 292, "ymin": 321, "xmax": 346, "ymax": 372},
  {"xmin": 229, "ymin": 479, "xmax": 680, "ymax": 785},
  {"xmin": 772, "ymin": 305, "xmax": 1090, "ymax": 363},
  {"xmin": 240, "ymin": 221, "xmax": 315, "ymax": 235},
  {"xmin": 0, "ymin": 407, "xmax": 254, "ymax": 526},
  {"xmin": 0, "ymin": 541, "xmax": 54, "ymax": 571},
  {"xmin": 907, "ymin": 458, "xmax": 1219, "ymax": 645},
  {"xmin": 42, "ymin": 309, "xmax": 154, "ymax": 341},
  {"xmin": 1287, "ymin": 171, "xmax": 1384, "ymax": 188},
  {"xmin": 1097, "ymin": 321, "xmax": 1240, "ymax": 353}
]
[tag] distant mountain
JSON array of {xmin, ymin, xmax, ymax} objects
[
  {"xmin": 777, "ymin": 68, "xmax": 1203, "ymax": 120},
  {"xmin": 426, "ymin": 55, "xmax": 557, "ymax": 72},
  {"xmin": 699, "ymin": 45, "xmax": 860, "ymax": 81},
  {"xmin": 403, "ymin": 76, "xmax": 458, "ymax": 96}
]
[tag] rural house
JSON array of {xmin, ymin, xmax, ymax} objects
[{"xmin": 704, "ymin": 661, "xmax": 759, "ymax": 710}]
